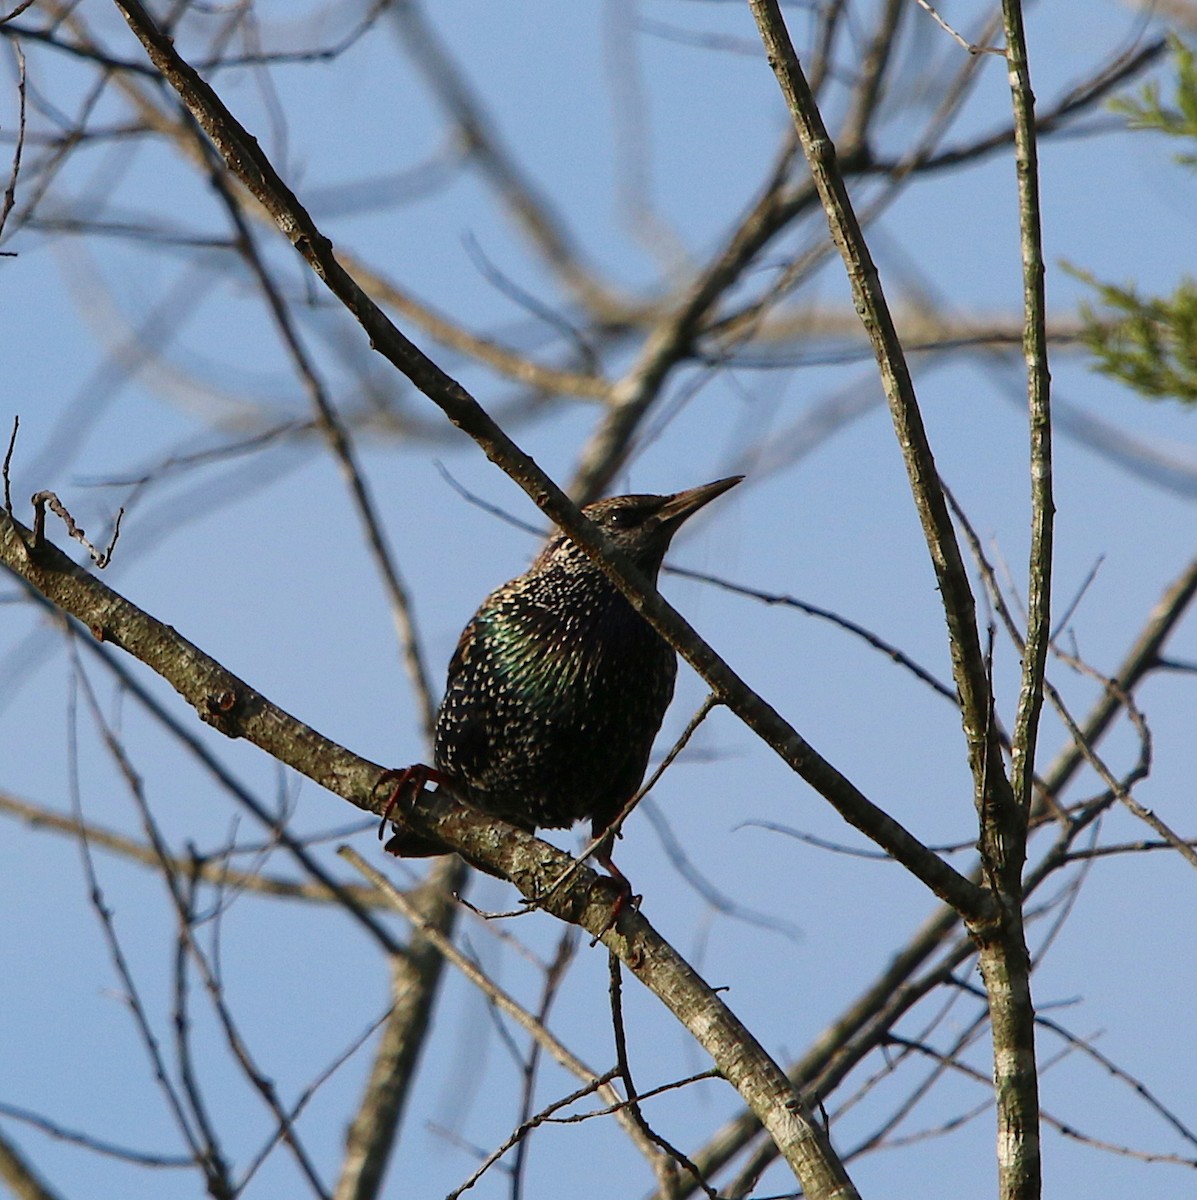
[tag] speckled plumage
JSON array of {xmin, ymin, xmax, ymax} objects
[{"xmin": 390, "ymin": 477, "xmax": 741, "ymax": 861}]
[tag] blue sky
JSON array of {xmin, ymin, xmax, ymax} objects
[{"xmin": 3, "ymin": 2, "xmax": 1197, "ymax": 1197}]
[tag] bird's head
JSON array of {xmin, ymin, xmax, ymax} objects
[{"xmin": 537, "ymin": 476, "xmax": 743, "ymax": 579}]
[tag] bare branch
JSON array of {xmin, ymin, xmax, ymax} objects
[
  {"xmin": 445, "ymin": 1071, "xmax": 621, "ymax": 1199},
  {"xmin": 49, "ymin": 2, "xmax": 988, "ymax": 932},
  {"xmin": 3, "ymin": 415, "xmax": 16, "ymax": 513},
  {"xmin": 0, "ymin": 787, "xmax": 388, "ymax": 906},
  {"xmin": 746, "ymin": 0, "xmax": 1014, "ymax": 850}
]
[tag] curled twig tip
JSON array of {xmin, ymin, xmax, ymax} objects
[{"xmin": 29, "ymin": 491, "xmax": 124, "ymax": 568}]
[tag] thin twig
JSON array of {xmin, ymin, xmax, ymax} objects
[
  {"xmin": 0, "ymin": 1, "xmax": 39, "ymax": 25},
  {"xmin": 950, "ymin": 489, "xmax": 1192, "ymax": 871},
  {"xmin": 0, "ymin": 788, "xmax": 386, "ymax": 906},
  {"xmin": 338, "ymin": 847, "xmax": 662, "ymax": 1163},
  {"xmin": 0, "ymin": 1101, "xmax": 192, "ymax": 1168},
  {"xmin": 668, "ymin": 565, "xmax": 958, "ymax": 701},
  {"xmin": 913, "ymin": 0, "xmax": 1003, "ymax": 55},
  {"xmin": 3, "ymin": 415, "xmax": 16, "ymax": 513},
  {"xmin": 609, "ymin": 952, "xmax": 716, "ymax": 1200},
  {"xmin": 64, "ymin": 675, "xmax": 212, "ymax": 1181},
  {"xmin": 73, "ymin": 655, "xmax": 331, "ymax": 1199},
  {"xmin": 445, "ymin": 1071, "xmax": 622, "ymax": 1200},
  {"xmin": 643, "ymin": 799, "xmax": 806, "ymax": 943},
  {"xmin": 617, "ymin": 696, "xmax": 715, "ymax": 825},
  {"xmin": 554, "ymin": 693, "xmax": 721, "ymax": 900},
  {"xmin": 510, "ymin": 927, "xmax": 579, "ymax": 1200},
  {"xmin": 169, "ymin": 868, "xmax": 230, "ymax": 1190},
  {"xmin": 1049, "ymin": 556, "xmax": 1104, "ymax": 642},
  {"xmin": 1052, "ymin": 651, "xmax": 1195, "ymax": 867},
  {"xmin": 0, "ymin": 39, "xmax": 25, "ymax": 248}
]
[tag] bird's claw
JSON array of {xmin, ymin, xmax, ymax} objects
[
  {"xmin": 374, "ymin": 763, "xmax": 443, "ymax": 847},
  {"xmin": 588, "ymin": 876, "xmax": 641, "ymax": 945}
]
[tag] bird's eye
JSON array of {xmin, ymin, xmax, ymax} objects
[{"xmin": 606, "ymin": 507, "xmax": 642, "ymax": 529}]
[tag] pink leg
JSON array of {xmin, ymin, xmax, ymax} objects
[
  {"xmin": 594, "ymin": 836, "xmax": 640, "ymax": 931},
  {"xmin": 375, "ymin": 763, "xmax": 447, "ymax": 841}
]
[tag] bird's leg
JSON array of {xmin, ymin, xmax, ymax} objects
[
  {"xmin": 591, "ymin": 822, "xmax": 641, "ymax": 939},
  {"xmin": 374, "ymin": 764, "xmax": 446, "ymax": 848}
]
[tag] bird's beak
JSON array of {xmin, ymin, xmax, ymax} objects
[{"xmin": 657, "ymin": 475, "xmax": 744, "ymax": 530}]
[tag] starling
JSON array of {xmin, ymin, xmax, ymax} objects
[{"xmin": 384, "ymin": 476, "xmax": 743, "ymax": 890}]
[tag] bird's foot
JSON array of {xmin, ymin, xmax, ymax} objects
[
  {"xmin": 589, "ymin": 857, "xmax": 641, "ymax": 944},
  {"xmin": 375, "ymin": 764, "xmax": 446, "ymax": 854}
]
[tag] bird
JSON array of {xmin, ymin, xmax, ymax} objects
[{"xmin": 382, "ymin": 475, "xmax": 743, "ymax": 897}]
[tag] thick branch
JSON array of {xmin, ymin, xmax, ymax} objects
[
  {"xmin": 977, "ymin": 7, "xmax": 1050, "ymax": 1197},
  {"xmin": 0, "ymin": 504, "xmax": 853, "ymax": 1199},
  {"xmin": 1, "ymin": 511, "xmax": 379, "ymax": 803}
]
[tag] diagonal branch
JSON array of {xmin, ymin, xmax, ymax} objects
[
  {"xmin": 104, "ymin": 0, "xmax": 989, "ymax": 924},
  {"xmin": 745, "ymin": 0, "xmax": 1014, "ymax": 845},
  {"xmin": 0, "ymin": 500, "xmax": 853, "ymax": 1199}
]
